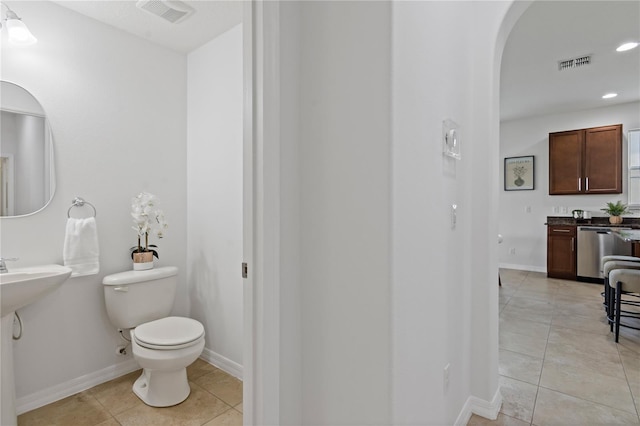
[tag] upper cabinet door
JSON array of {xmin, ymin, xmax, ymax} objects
[
  {"xmin": 549, "ymin": 130, "xmax": 583, "ymax": 195},
  {"xmin": 549, "ymin": 124, "xmax": 622, "ymax": 195},
  {"xmin": 584, "ymin": 124, "xmax": 622, "ymax": 194}
]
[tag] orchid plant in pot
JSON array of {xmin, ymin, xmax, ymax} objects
[{"xmin": 130, "ymin": 192, "xmax": 168, "ymax": 270}]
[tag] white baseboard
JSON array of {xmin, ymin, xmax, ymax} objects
[
  {"xmin": 455, "ymin": 387, "xmax": 502, "ymax": 426},
  {"xmin": 499, "ymin": 263, "xmax": 546, "ymax": 273},
  {"xmin": 16, "ymin": 348, "xmax": 243, "ymax": 415},
  {"xmin": 200, "ymin": 347, "xmax": 243, "ymax": 380},
  {"xmin": 16, "ymin": 358, "xmax": 139, "ymax": 415}
]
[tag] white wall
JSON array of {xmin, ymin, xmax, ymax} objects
[
  {"xmin": 279, "ymin": 2, "xmax": 393, "ymax": 424},
  {"xmin": 274, "ymin": 1, "xmax": 511, "ymax": 424},
  {"xmin": 499, "ymin": 101, "xmax": 640, "ymax": 272},
  {"xmin": 0, "ymin": 1, "xmax": 187, "ymax": 408},
  {"xmin": 300, "ymin": 2, "xmax": 392, "ymax": 423},
  {"xmin": 392, "ymin": 2, "xmax": 471, "ymax": 423},
  {"xmin": 279, "ymin": 2, "xmax": 302, "ymax": 423},
  {"xmin": 0, "ymin": 0, "xmax": 530, "ymax": 422},
  {"xmin": 187, "ymin": 24, "xmax": 243, "ymax": 374},
  {"xmin": 392, "ymin": 1, "xmax": 510, "ymax": 423}
]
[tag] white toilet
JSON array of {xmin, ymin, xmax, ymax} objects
[{"xmin": 102, "ymin": 266, "xmax": 205, "ymax": 407}]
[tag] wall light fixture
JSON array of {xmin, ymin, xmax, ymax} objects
[{"xmin": 1, "ymin": 2, "xmax": 37, "ymax": 46}]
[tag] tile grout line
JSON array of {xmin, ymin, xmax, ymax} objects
[
  {"xmin": 490, "ymin": 271, "xmax": 640, "ymax": 426},
  {"xmin": 528, "ymin": 297, "xmax": 554, "ymax": 426},
  {"xmin": 498, "ymin": 271, "xmax": 542, "ymax": 425},
  {"xmin": 533, "ymin": 275, "xmax": 638, "ymax": 418},
  {"xmin": 193, "ymin": 375, "xmax": 247, "ymax": 425},
  {"xmin": 90, "ymin": 391, "xmax": 120, "ymax": 426},
  {"xmin": 615, "ymin": 342, "xmax": 640, "ymax": 421},
  {"xmin": 18, "ymin": 360, "xmax": 243, "ymax": 426}
]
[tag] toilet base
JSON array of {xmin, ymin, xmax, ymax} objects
[
  {"xmin": 129, "ymin": 324, "xmax": 204, "ymax": 407},
  {"xmin": 133, "ymin": 368, "xmax": 190, "ymax": 407}
]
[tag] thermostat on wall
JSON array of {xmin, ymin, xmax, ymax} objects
[{"xmin": 442, "ymin": 119, "xmax": 461, "ymax": 160}]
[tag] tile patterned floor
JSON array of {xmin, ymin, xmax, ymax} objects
[
  {"xmin": 469, "ymin": 269, "xmax": 640, "ymax": 426},
  {"xmin": 17, "ymin": 270, "xmax": 640, "ymax": 426},
  {"xmin": 18, "ymin": 359, "xmax": 243, "ymax": 426}
]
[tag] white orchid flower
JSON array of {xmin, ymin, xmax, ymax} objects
[{"xmin": 131, "ymin": 192, "xmax": 168, "ymax": 252}]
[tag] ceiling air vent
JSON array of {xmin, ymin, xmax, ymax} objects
[
  {"xmin": 136, "ymin": 0, "xmax": 194, "ymax": 24},
  {"xmin": 558, "ymin": 55, "xmax": 592, "ymax": 71}
]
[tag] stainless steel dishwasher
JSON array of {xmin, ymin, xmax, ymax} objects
[{"xmin": 577, "ymin": 226, "xmax": 632, "ymax": 281}]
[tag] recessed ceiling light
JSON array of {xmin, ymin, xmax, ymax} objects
[
  {"xmin": 616, "ymin": 42, "xmax": 639, "ymax": 52},
  {"xmin": 602, "ymin": 93, "xmax": 618, "ymax": 99}
]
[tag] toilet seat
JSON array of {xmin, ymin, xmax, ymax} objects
[{"xmin": 134, "ymin": 316, "xmax": 204, "ymax": 350}]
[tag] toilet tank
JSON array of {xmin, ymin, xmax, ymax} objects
[{"xmin": 102, "ymin": 266, "xmax": 178, "ymax": 329}]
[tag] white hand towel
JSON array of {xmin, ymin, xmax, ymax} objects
[{"xmin": 63, "ymin": 217, "xmax": 100, "ymax": 277}]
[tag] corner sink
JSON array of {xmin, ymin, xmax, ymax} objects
[{"xmin": 0, "ymin": 264, "xmax": 72, "ymax": 317}]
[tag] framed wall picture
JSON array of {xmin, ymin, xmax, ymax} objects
[{"xmin": 504, "ymin": 156, "xmax": 534, "ymax": 191}]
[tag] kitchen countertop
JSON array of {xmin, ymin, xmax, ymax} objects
[
  {"xmin": 611, "ymin": 229, "xmax": 640, "ymax": 242},
  {"xmin": 546, "ymin": 216, "xmax": 640, "ymax": 229}
]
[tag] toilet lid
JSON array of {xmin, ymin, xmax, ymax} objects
[{"xmin": 134, "ymin": 317, "xmax": 204, "ymax": 349}]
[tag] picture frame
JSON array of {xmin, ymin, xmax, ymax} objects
[{"xmin": 504, "ymin": 156, "xmax": 534, "ymax": 191}]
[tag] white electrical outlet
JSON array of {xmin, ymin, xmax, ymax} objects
[
  {"xmin": 509, "ymin": 248, "xmax": 516, "ymax": 255},
  {"xmin": 525, "ymin": 206, "xmax": 532, "ymax": 213}
]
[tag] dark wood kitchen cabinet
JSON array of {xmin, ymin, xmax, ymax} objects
[
  {"xmin": 547, "ymin": 225, "xmax": 577, "ymax": 279},
  {"xmin": 549, "ymin": 124, "xmax": 622, "ymax": 195}
]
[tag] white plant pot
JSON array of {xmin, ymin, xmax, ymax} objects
[{"xmin": 133, "ymin": 252, "xmax": 154, "ymax": 270}]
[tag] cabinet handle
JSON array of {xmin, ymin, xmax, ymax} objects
[
  {"xmin": 578, "ymin": 178, "xmax": 581, "ymax": 191},
  {"xmin": 553, "ymin": 229, "xmax": 571, "ymax": 233},
  {"xmin": 571, "ymin": 238, "xmax": 575, "ymax": 251},
  {"xmin": 586, "ymin": 177, "xmax": 589, "ymax": 191}
]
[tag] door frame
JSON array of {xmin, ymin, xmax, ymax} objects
[{"xmin": 243, "ymin": 1, "xmax": 281, "ymax": 424}]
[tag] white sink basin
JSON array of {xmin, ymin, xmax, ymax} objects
[{"xmin": 0, "ymin": 264, "xmax": 71, "ymax": 317}]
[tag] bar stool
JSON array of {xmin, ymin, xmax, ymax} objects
[
  {"xmin": 602, "ymin": 260, "xmax": 640, "ymax": 325},
  {"xmin": 600, "ymin": 256, "xmax": 640, "ymax": 316},
  {"xmin": 601, "ymin": 255, "xmax": 640, "ymax": 274},
  {"xmin": 609, "ymin": 268, "xmax": 640, "ymax": 342}
]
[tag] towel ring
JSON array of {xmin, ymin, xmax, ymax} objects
[{"xmin": 67, "ymin": 197, "xmax": 97, "ymax": 218}]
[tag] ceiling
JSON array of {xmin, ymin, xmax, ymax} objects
[
  {"xmin": 501, "ymin": 1, "xmax": 640, "ymax": 122},
  {"xmin": 50, "ymin": 1, "xmax": 638, "ymax": 122},
  {"xmin": 51, "ymin": 0, "xmax": 243, "ymax": 54}
]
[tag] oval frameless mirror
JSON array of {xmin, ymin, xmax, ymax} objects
[{"xmin": 0, "ymin": 81, "xmax": 55, "ymax": 217}]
